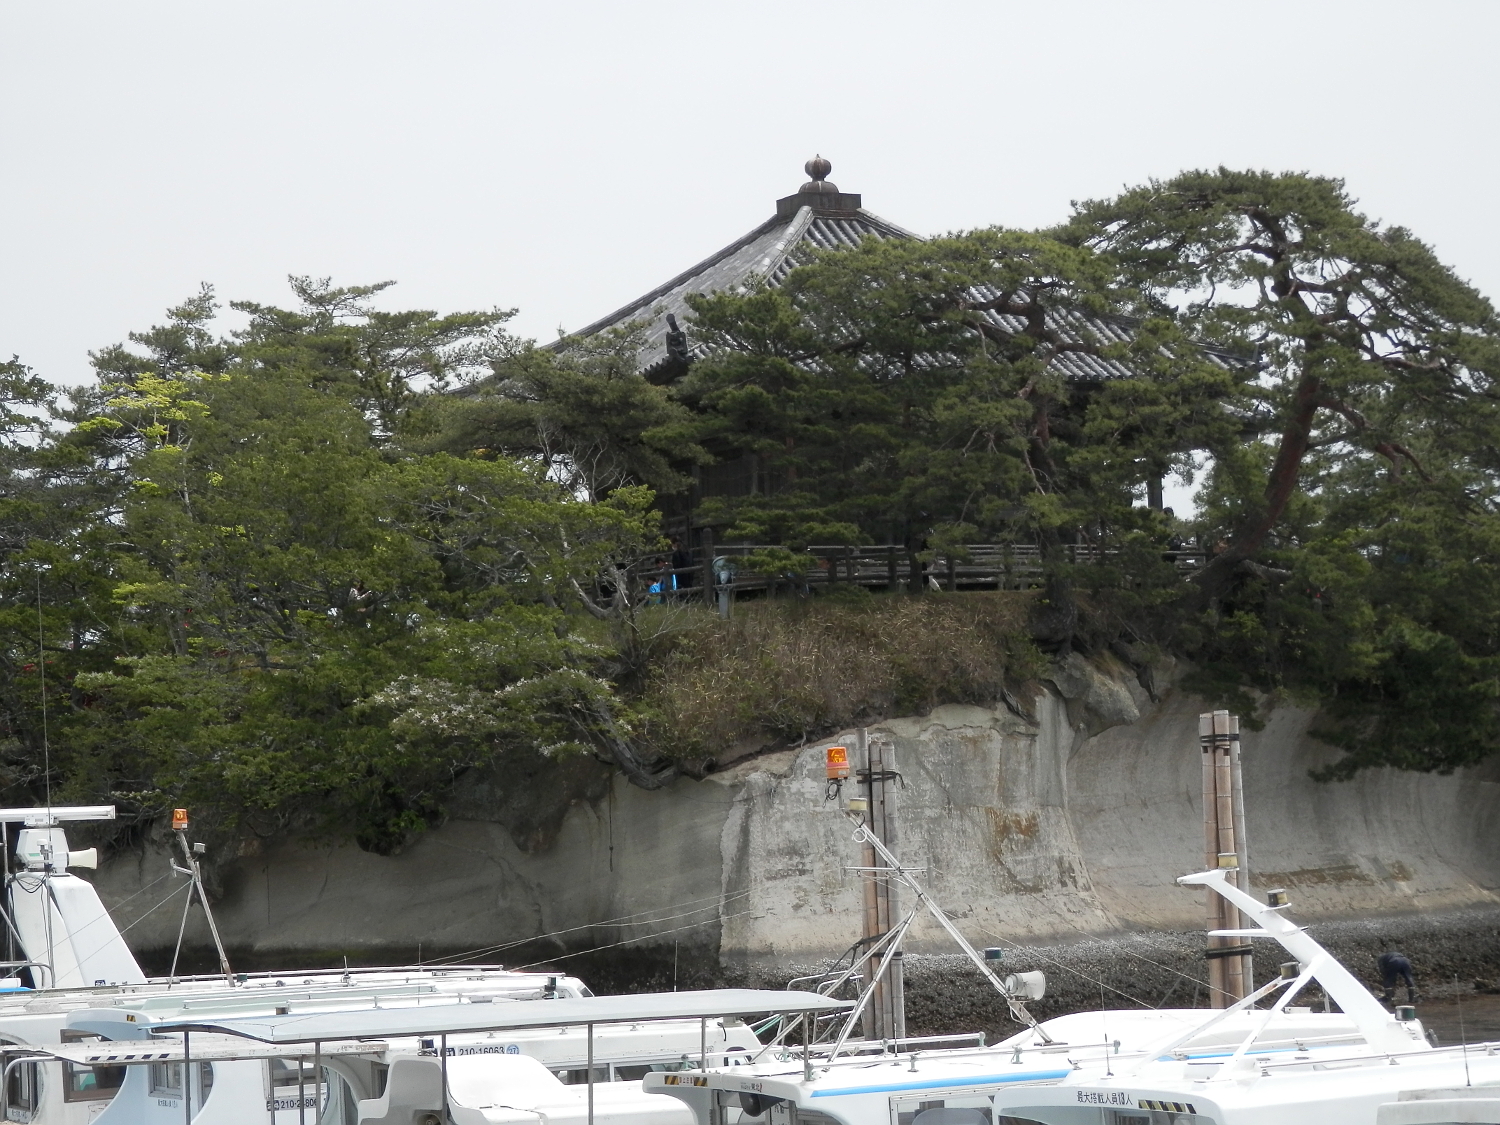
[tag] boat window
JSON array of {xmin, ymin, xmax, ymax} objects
[
  {"xmin": 560, "ymin": 1067, "xmax": 609, "ymax": 1085},
  {"xmin": 991, "ymin": 1110, "xmax": 1217, "ymax": 1125},
  {"xmin": 893, "ymin": 1094, "xmax": 995, "ymax": 1125},
  {"xmin": 149, "ymin": 1061, "xmax": 183, "ymax": 1098},
  {"xmin": 989, "ymin": 1112, "xmax": 1098, "ymax": 1125},
  {"xmin": 320, "ymin": 1070, "xmax": 360, "ymax": 1125},
  {"xmin": 58, "ymin": 1031, "xmax": 125, "ymax": 1103},
  {"xmin": 614, "ymin": 1064, "xmax": 654, "ymax": 1082},
  {"xmin": 5, "ymin": 1060, "xmax": 40, "ymax": 1121},
  {"xmin": 267, "ymin": 1058, "xmax": 319, "ymax": 1115}
]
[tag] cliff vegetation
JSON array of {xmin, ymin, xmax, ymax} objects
[{"xmin": 5, "ymin": 168, "xmax": 1500, "ymax": 853}]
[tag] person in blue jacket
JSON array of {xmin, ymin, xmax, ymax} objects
[{"xmin": 1378, "ymin": 945, "xmax": 1418, "ymax": 1004}]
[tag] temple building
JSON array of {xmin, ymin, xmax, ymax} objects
[
  {"xmin": 556, "ymin": 157, "xmax": 1186, "ymax": 548},
  {"xmin": 566, "ymin": 156, "xmax": 918, "ymax": 382}
]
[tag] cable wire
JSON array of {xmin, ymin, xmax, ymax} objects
[{"xmin": 425, "ymin": 889, "xmax": 753, "ymax": 967}]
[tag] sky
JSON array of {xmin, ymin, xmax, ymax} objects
[{"xmin": 2, "ymin": 1, "xmax": 1498, "ymax": 397}]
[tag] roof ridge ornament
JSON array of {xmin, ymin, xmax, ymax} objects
[
  {"xmin": 777, "ymin": 154, "xmax": 860, "ymax": 218},
  {"xmin": 801, "ymin": 154, "xmax": 837, "ymax": 193}
]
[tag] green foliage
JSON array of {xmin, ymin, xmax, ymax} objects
[
  {"xmin": 10, "ymin": 164, "xmax": 1500, "ymax": 828},
  {"xmin": 677, "ymin": 231, "xmax": 1236, "ymax": 616},
  {"xmin": 429, "ymin": 324, "xmax": 705, "ymax": 501},
  {"xmin": 656, "ymin": 174, "xmax": 1500, "ymax": 778},
  {"xmin": 5, "ymin": 282, "xmax": 660, "ymax": 852},
  {"xmin": 1071, "ymin": 169, "xmax": 1500, "ymax": 775}
]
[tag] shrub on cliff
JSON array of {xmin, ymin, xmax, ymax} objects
[{"xmin": 633, "ymin": 592, "xmax": 1048, "ymax": 765}]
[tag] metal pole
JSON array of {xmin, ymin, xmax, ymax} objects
[
  {"xmin": 3, "ymin": 831, "xmax": 11, "ymax": 968},
  {"xmin": 802, "ymin": 1010, "xmax": 811, "ymax": 1082},
  {"xmin": 441, "ymin": 1034, "xmax": 449, "ymax": 1125},
  {"xmin": 298, "ymin": 1050, "xmax": 306, "ymax": 1125},
  {"xmin": 586, "ymin": 1023, "xmax": 594, "ymax": 1125},
  {"xmin": 826, "ymin": 909, "xmax": 918, "ymax": 1062},
  {"xmin": 314, "ymin": 1042, "xmax": 322, "ymax": 1122},
  {"xmin": 184, "ymin": 1031, "xmax": 192, "ymax": 1125},
  {"xmin": 700, "ymin": 527, "xmax": 714, "ymax": 610},
  {"xmin": 699, "ymin": 1017, "xmax": 707, "ymax": 1070},
  {"xmin": 1229, "ymin": 714, "xmax": 1253, "ymax": 991},
  {"xmin": 848, "ymin": 815, "xmax": 1051, "ymax": 1041},
  {"xmin": 178, "ymin": 830, "xmax": 233, "ymax": 982}
]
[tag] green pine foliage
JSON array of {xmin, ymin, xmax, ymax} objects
[
  {"xmin": 6, "ymin": 168, "xmax": 1500, "ymax": 850},
  {"xmin": 5, "ymin": 282, "xmax": 662, "ymax": 853}
]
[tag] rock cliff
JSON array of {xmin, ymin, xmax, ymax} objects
[{"xmin": 90, "ymin": 660, "xmax": 1500, "ymax": 973}]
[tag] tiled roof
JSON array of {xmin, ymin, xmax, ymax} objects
[
  {"xmin": 563, "ymin": 164, "xmax": 1236, "ymax": 381},
  {"xmin": 565, "ymin": 205, "xmax": 919, "ymax": 375}
]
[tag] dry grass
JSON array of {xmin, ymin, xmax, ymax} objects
[{"xmin": 634, "ymin": 591, "xmax": 1046, "ymax": 762}]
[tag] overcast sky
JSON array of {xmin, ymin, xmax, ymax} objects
[{"xmin": 2, "ymin": 1, "xmax": 1497, "ymax": 390}]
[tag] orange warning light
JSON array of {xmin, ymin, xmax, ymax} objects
[
  {"xmin": 825, "ymin": 746, "xmax": 850, "ymax": 781},
  {"xmin": 171, "ymin": 808, "xmax": 189, "ymax": 832}
]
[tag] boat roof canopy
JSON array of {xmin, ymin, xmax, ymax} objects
[{"xmin": 149, "ymin": 988, "xmax": 848, "ymax": 1044}]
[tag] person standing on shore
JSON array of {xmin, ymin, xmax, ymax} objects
[{"xmin": 1378, "ymin": 946, "xmax": 1418, "ymax": 1005}]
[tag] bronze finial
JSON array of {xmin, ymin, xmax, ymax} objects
[{"xmin": 804, "ymin": 154, "xmax": 832, "ymax": 182}]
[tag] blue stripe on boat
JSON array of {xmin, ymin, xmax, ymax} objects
[{"xmin": 810, "ymin": 1070, "xmax": 1072, "ymax": 1097}]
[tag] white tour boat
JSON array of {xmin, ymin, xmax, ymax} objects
[
  {"xmin": 0, "ymin": 806, "xmax": 740, "ymax": 1124},
  {"xmin": 643, "ymin": 866, "xmax": 1498, "ymax": 1125},
  {"xmin": 77, "ymin": 988, "xmax": 848, "ymax": 1124}
]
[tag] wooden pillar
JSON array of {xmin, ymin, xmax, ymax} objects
[
  {"xmin": 858, "ymin": 728, "xmax": 884, "ymax": 1041},
  {"xmin": 1230, "ymin": 714, "xmax": 1253, "ymax": 990},
  {"xmin": 699, "ymin": 527, "xmax": 715, "ymax": 609},
  {"xmin": 1202, "ymin": 710, "xmax": 1251, "ymax": 1006},
  {"xmin": 1200, "ymin": 713, "xmax": 1225, "ymax": 1006},
  {"xmin": 876, "ymin": 733, "xmax": 905, "ymax": 1040},
  {"xmin": 1214, "ymin": 712, "xmax": 1246, "ymax": 1002},
  {"xmin": 858, "ymin": 730, "xmax": 904, "ymax": 1041}
]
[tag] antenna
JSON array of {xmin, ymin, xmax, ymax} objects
[
  {"xmin": 1101, "ymin": 980, "xmax": 1112, "ymax": 1077},
  {"xmin": 35, "ymin": 576, "xmax": 50, "ymax": 814},
  {"xmin": 1458, "ymin": 974, "xmax": 1471, "ymax": 1087}
]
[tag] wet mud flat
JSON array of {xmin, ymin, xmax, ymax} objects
[{"xmin": 775, "ymin": 907, "xmax": 1500, "ymax": 1044}]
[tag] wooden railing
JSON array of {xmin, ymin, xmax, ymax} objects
[{"xmin": 644, "ymin": 543, "xmax": 1208, "ymax": 603}]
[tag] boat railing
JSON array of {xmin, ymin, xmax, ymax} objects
[{"xmin": 1252, "ymin": 1038, "xmax": 1500, "ymax": 1074}]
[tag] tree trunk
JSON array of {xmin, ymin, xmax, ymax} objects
[
  {"xmin": 588, "ymin": 698, "xmax": 679, "ymax": 791},
  {"xmin": 1192, "ymin": 374, "xmax": 1322, "ymax": 601}
]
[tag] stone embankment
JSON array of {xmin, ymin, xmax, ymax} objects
[{"xmin": 91, "ymin": 655, "xmax": 1500, "ymax": 1005}]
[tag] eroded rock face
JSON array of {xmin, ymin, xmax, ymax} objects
[
  {"xmin": 89, "ymin": 656, "xmax": 1500, "ymax": 970},
  {"xmin": 1048, "ymin": 652, "xmax": 1141, "ymax": 736}
]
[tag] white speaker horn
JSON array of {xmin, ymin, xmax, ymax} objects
[{"xmin": 67, "ymin": 848, "xmax": 98, "ymax": 870}]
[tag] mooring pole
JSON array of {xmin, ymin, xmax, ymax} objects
[
  {"xmin": 1213, "ymin": 711, "xmax": 1246, "ymax": 1002},
  {"xmin": 1200, "ymin": 713, "xmax": 1225, "ymax": 1006},
  {"xmin": 1228, "ymin": 713, "xmax": 1253, "ymax": 991},
  {"xmin": 875, "ymin": 733, "xmax": 906, "ymax": 1040},
  {"xmin": 858, "ymin": 728, "xmax": 884, "ymax": 1041}
]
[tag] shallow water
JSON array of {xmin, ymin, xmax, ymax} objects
[{"xmin": 1416, "ymin": 993, "xmax": 1500, "ymax": 1045}]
